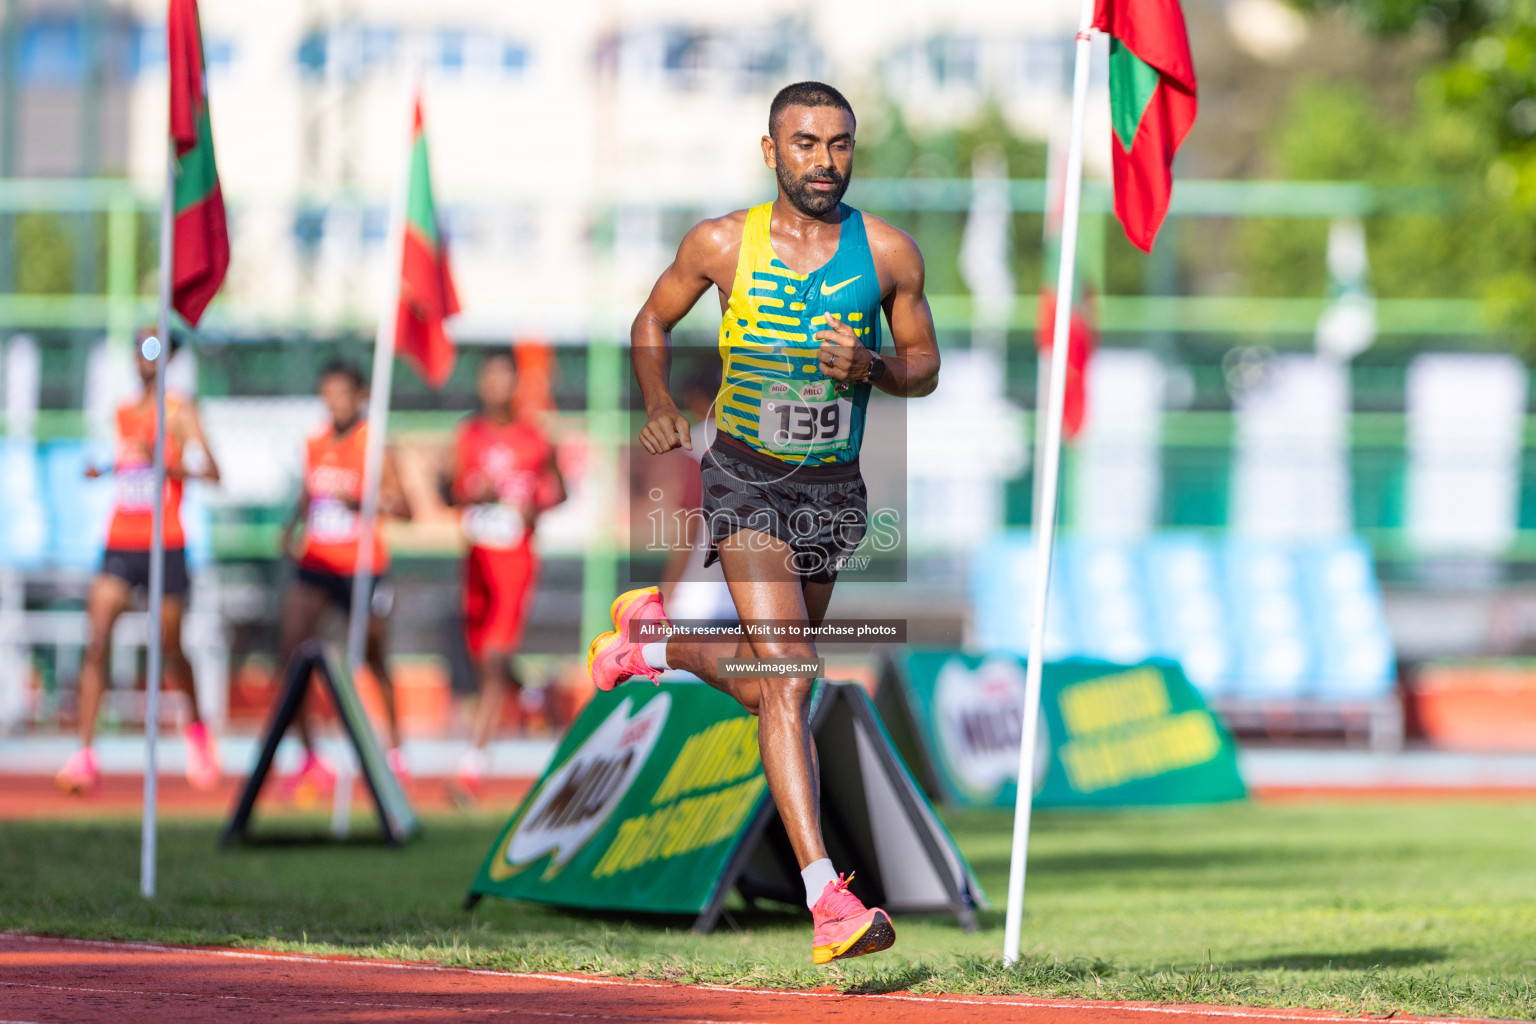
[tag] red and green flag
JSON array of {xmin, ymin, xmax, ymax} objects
[
  {"xmin": 1094, "ymin": 0, "xmax": 1198, "ymax": 253},
  {"xmin": 395, "ymin": 97, "xmax": 460, "ymax": 389},
  {"xmin": 167, "ymin": 0, "xmax": 228, "ymax": 326}
]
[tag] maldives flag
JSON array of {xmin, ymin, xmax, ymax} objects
[
  {"xmin": 1094, "ymin": 0, "xmax": 1198, "ymax": 253},
  {"xmin": 395, "ymin": 97, "xmax": 460, "ymax": 389},
  {"xmin": 167, "ymin": 0, "xmax": 228, "ymax": 326}
]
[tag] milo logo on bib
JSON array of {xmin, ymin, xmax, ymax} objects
[{"xmin": 758, "ymin": 377, "xmax": 853, "ymax": 457}]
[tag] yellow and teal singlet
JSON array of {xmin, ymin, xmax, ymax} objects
[{"xmin": 716, "ymin": 202, "xmax": 882, "ymax": 465}]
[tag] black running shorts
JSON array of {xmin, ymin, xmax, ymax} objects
[
  {"xmin": 699, "ymin": 436, "xmax": 868, "ymax": 586},
  {"xmin": 101, "ymin": 548, "xmax": 190, "ymax": 598},
  {"xmin": 296, "ymin": 566, "xmax": 396, "ymax": 618}
]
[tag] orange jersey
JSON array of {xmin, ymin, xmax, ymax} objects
[
  {"xmin": 105, "ymin": 394, "xmax": 186, "ymax": 551},
  {"xmin": 298, "ymin": 420, "xmax": 390, "ymax": 575},
  {"xmin": 452, "ymin": 415, "xmax": 553, "ymax": 551}
]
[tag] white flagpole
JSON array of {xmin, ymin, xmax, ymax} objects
[
  {"xmin": 1003, "ymin": 0, "xmax": 1097, "ymax": 966},
  {"xmin": 1033, "ymin": 125, "xmax": 1068, "ymax": 528},
  {"xmin": 141, "ymin": 135, "xmax": 175, "ymax": 900},
  {"xmin": 345, "ymin": 78, "xmax": 414, "ymax": 677}
]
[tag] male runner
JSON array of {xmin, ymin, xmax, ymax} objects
[
  {"xmin": 443, "ymin": 350, "xmax": 565, "ymax": 803},
  {"xmin": 57, "ymin": 333, "xmax": 223, "ymax": 794},
  {"xmin": 277, "ymin": 359, "xmax": 412, "ymax": 794},
  {"xmin": 586, "ymin": 82, "xmax": 940, "ymax": 964}
]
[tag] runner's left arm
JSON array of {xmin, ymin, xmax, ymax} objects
[
  {"xmin": 438, "ymin": 445, "xmax": 460, "ymax": 507},
  {"xmin": 537, "ymin": 445, "xmax": 567, "ymax": 512},
  {"xmin": 379, "ymin": 445, "xmax": 412, "ymax": 521},
  {"xmin": 174, "ymin": 400, "xmax": 222, "ymax": 485},
  {"xmin": 816, "ymin": 223, "xmax": 939, "ymax": 398}
]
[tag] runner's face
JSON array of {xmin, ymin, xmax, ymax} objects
[
  {"xmin": 478, "ymin": 358, "xmax": 516, "ymax": 411},
  {"xmin": 765, "ymin": 105, "xmax": 855, "ymax": 217},
  {"xmin": 136, "ymin": 352, "xmax": 158, "ymax": 385},
  {"xmin": 319, "ymin": 374, "xmax": 363, "ymax": 426}
]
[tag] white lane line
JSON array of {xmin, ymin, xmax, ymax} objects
[{"xmin": 0, "ymin": 934, "xmax": 1494, "ymax": 1024}]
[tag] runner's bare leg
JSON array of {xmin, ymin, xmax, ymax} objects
[
  {"xmin": 277, "ymin": 579, "xmax": 329, "ymax": 751},
  {"xmin": 470, "ymin": 655, "xmax": 522, "ymax": 748},
  {"xmin": 77, "ymin": 575, "xmax": 131, "ymax": 747},
  {"xmin": 663, "ymin": 528, "xmax": 829, "ymax": 868},
  {"xmin": 159, "ymin": 596, "xmax": 202, "ymax": 724},
  {"xmin": 365, "ymin": 611, "xmax": 401, "ymax": 749}
]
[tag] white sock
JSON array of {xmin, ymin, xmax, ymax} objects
[
  {"xmin": 801, "ymin": 858, "xmax": 837, "ymax": 910},
  {"xmin": 641, "ymin": 641, "xmax": 671, "ymax": 671}
]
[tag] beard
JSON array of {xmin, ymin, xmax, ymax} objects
[{"xmin": 776, "ymin": 151, "xmax": 850, "ymax": 216}]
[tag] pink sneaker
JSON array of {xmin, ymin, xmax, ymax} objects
[
  {"xmin": 280, "ymin": 750, "xmax": 336, "ymax": 802},
  {"xmin": 55, "ymin": 747, "xmax": 100, "ymax": 796},
  {"xmin": 183, "ymin": 721, "xmax": 221, "ymax": 791},
  {"xmin": 811, "ymin": 873, "xmax": 894, "ymax": 965},
  {"xmin": 587, "ymin": 587, "xmax": 669, "ymax": 692}
]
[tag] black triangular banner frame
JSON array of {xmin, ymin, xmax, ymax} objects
[
  {"xmin": 689, "ymin": 682, "xmax": 984, "ymax": 934},
  {"xmin": 220, "ymin": 639, "xmax": 421, "ymax": 847}
]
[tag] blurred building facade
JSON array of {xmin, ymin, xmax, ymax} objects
[{"xmin": 0, "ymin": 0, "xmax": 1097, "ymax": 337}]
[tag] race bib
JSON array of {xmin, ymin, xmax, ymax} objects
[
  {"xmin": 307, "ymin": 497, "xmax": 358, "ymax": 544},
  {"xmin": 757, "ymin": 379, "xmax": 852, "ymax": 457},
  {"xmin": 463, "ymin": 503, "xmax": 525, "ymax": 549},
  {"xmin": 116, "ymin": 467, "xmax": 158, "ymax": 512}
]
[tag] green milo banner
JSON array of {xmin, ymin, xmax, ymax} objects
[
  {"xmin": 468, "ymin": 678, "xmax": 985, "ymax": 931},
  {"xmin": 880, "ymin": 650, "xmax": 1246, "ymax": 809},
  {"xmin": 469, "ymin": 681, "xmax": 768, "ymax": 914}
]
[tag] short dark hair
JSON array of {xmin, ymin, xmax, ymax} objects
[
  {"xmin": 481, "ymin": 349, "xmax": 516, "ymax": 370},
  {"xmin": 318, "ymin": 358, "xmax": 365, "ymax": 389},
  {"xmin": 769, "ymin": 81, "xmax": 855, "ymax": 137}
]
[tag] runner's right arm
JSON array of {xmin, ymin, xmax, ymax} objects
[
  {"xmin": 280, "ymin": 487, "xmax": 308, "ymax": 560},
  {"xmin": 631, "ymin": 215, "xmax": 739, "ymax": 455},
  {"xmin": 173, "ymin": 400, "xmax": 223, "ymax": 485}
]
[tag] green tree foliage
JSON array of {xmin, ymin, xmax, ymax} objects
[
  {"xmin": 1281, "ymin": 0, "xmax": 1536, "ymax": 340},
  {"xmin": 856, "ymin": 101, "xmax": 1048, "ymax": 300},
  {"xmin": 1238, "ymin": 80, "xmax": 1532, "ymax": 305},
  {"xmin": 13, "ymin": 213, "xmax": 74, "ymax": 295}
]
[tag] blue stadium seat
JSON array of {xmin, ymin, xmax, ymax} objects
[
  {"xmin": 1143, "ymin": 533, "xmax": 1235, "ymax": 698},
  {"xmin": 968, "ymin": 531, "xmax": 1395, "ymax": 702},
  {"xmin": 1065, "ymin": 537, "xmax": 1156, "ymax": 666},
  {"xmin": 181, "ymin": 482, "xmax": 214, "ymax": 571},
  {"xmin": 1222, "ymin": 541, "xmax": 1315, "ymax": 698},
  {"xmin": 970, "ymin": 532, "xmax": 1075, "ymax": 659},
  {"xmin": 0, "ymin": 439, "xmax": 48, "ymax": 570},
  {"xmin": 43, "ymin": 441, "xmax": 114, "ymax": 572},
  {"xmin": 1297, "ymin": 539, "xmax": 1396, "ymax": 698}
]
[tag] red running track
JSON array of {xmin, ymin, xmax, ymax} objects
[{"xmin": 0, "ymin": 935, "xmax": 1494, "ymax": 1024}]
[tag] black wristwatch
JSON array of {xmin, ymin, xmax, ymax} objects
[{"xmin": 866, "ymin": 353, "xmax": 888, "ymax": 384}]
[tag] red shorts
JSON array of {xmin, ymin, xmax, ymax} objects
[{"xmin": 463, "ymin": 543, "xmax": 537, "ymax": 659}]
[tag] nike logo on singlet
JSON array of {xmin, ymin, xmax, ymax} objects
[{"xmin": 820, "ymin": 275, "xmax": 861, "ymax": 296}]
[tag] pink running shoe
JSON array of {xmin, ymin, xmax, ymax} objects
[
  {"xmin": 811, "ymin": 873, "xmax": 895, "ymax": 965},
  {"xmin": 183, "ymin": 721, "xmax": 221, "ymax": 791},
  {"xmin": 280, "ymin": 750, "xmax": 336, "ymax": 803},
  {"xmin": 587, "ymin": 587, "xmax": 669, "ymax": 692},
  {"xmin": 55, "ymin": 746, "xmax": 100, "ymax": 796}
]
